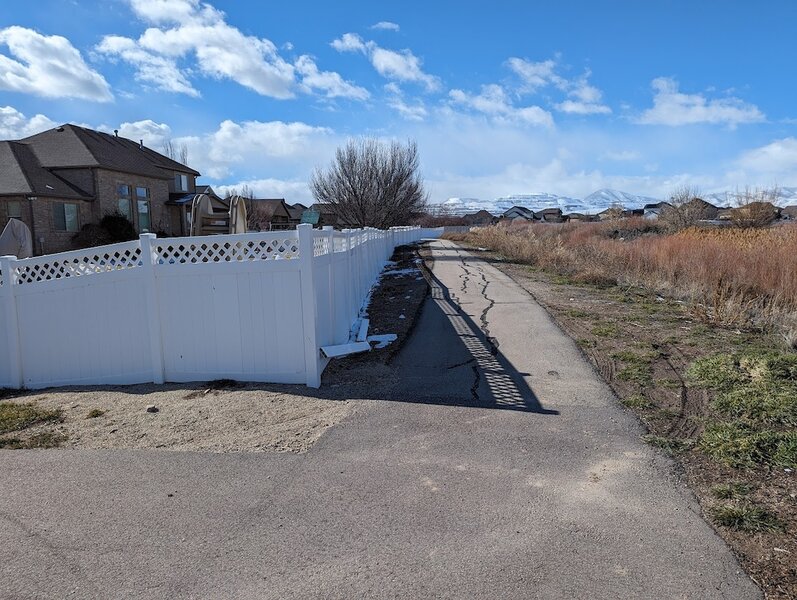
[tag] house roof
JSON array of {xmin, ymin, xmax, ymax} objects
[
  {"xmin": 781, "ymin": 205, "xmax": 797, "ymax": 217},
  {"xmin": 0, "ymin": 141, "xmax": 92, "ymax": 199},
  {"xmin": 19, "ymin": 124, "xmax": 200, "ymax": 180},
  {"xmin": 250, "ymin": 198, "xmax": 292, "ymax": 220},
  {"xmin": 286, "ymin": 204, "xmax": 304, "ymax": 220},
  {"xmin": 643, "ymin": 201, "xmax": 671, "ymax": 210},
  {"xmin": 503, "ymin": 206, "xmax": 535, "ymax": 218},
  {"xmin": 292, "ymin": 203, "xmax": 308, "ymax": 210}
]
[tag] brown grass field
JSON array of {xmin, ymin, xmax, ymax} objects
[{"xmin": 457, "ymin": 220, "xmax": 797, "ymax": 336}]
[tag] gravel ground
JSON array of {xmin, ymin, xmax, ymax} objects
[{"xmin": 5, "ymin": 382, "xmax": 352, "ymax": 453}]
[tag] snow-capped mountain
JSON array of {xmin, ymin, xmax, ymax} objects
[
  {"xmin": 704, "ymin": 186, "xmax": 797, "ymax": 208},
  {"xmin": 437, "ymin": 186, "xmax": 797, "ymax": 216},
  {"xmin": 438, "ymin": 189, "xmax": 661, "ymax": 216}
]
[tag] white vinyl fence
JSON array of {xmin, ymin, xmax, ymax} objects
[{"xmin": 0, "ymin": 224, "xmax": 441, "ymax": 390}]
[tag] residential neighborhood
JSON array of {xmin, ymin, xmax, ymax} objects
[{"xmin": 2, "ymin": 1, "xmax": 797, "ymax": 599}]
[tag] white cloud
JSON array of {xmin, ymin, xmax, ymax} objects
[
  {"xmin": 0, "ymin": 26, "xmax": 112, "ymax": 102},
  {"xmin": 216, "ymin": 178, "xmax": 312, "ymax": 203},
  {"xmin": 636, "ymin": 77, "xmax": 765, "ymax": 128},
  {"xmin": 448, "ymin": 84, "xmax": 553, "ymax": 127},
  {"xmin": 384, "ymin": 84, "xmax": 427, "ymax": 121},
  {"xmin": 507, "ymin": 57, "xmax": 562, "ymax": 92},
  {"xmin": 117, "ymin": 119, "xmax": 173, "ymax": 147},
  {"xmin": 331, "ymin": 33, "xmax": 439, "ymax": 90},
  {"xmin": 736, "ymin": 137, "xmax": 797, "ymax": 174},
  {"xmin": 508, "ymin": 58, "xmax": 610, "ymax": 115},
  {"xmin": 295, "ymin": 55, "xmax": 369, "ymax": 100},
  {"xmin": 99, "ymin": 0, "xmax": 364, "ymax": 101},
  {"xmin": 97, "ymin": 35, "xmax": 199, "ymax": 96},
  {"xmin": 330, "ymin": 33, "xmax": 367, "ymax": 53},
  {"xmin": 172, "ymin": 118, "xmax": 335, "ymax": 179},
  {"xmin": 0, "ymin": 106, "xmax": 57, "ymax": 139},
  {"xmin": 371, "ymin": 21, "xmax": 400, "ymax": 32},
  {"xmin": 555, "ymin": 71, "xmax": 611, "ymax": 114}
]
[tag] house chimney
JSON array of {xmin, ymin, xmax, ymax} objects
[
  {"xmin": 139, "ymin": 139, "xmax": 144, "ymax": 149},
  {"xmin": 114, "ymin": 129, "xmax": 118, "ymax": 137}
]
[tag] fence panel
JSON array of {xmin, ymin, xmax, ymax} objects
[{"xmin": 1, "ymin": 225, "xmax": 442, "ymax": 390}]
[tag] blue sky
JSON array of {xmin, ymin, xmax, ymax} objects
[{"xmin": 1, "ymin": 0, "xmax": 796, "ymax": 204}]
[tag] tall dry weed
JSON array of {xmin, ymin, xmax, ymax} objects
[{"xmin": 466, "ymin": 222, "xmax": 797, "ymax": 332}]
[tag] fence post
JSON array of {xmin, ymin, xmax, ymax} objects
[
  {"xmin": 139, "ymin": 234, "xmax": 165, "ymax": 385},
  {"xmin": 297, "ymin": 224, "xmax": 321, "ymax": 387},
  {"xmin": 322, "ymin": 226, "xmax": 336, "ymax": 343},
  {"xmin": 343, "ymin": 229, "xmax": 353, "ymax": 328},
  {"xmin": 0, "ymin": 255, "xmax": 22, "ymax": 388}
]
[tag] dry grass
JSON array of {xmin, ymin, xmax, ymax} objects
[{"xmin": 463, "ymin": 221, "xmax": 797, "ymax": 332}]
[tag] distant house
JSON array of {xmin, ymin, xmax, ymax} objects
[
  {"xmin": 285, "ymin": 203, "xmax": 306, "ymax": 226},
  {"xmin": 642, "ymin": 201, "xmax": 671, "ymax": 219},
  {"xmin": 502, "ymin": 206, "xmax": 536, "ymax": 220},
  {"xmin": 564, "ymin": 213, "xmax": 594, "ymax": 223},
  {"xmin": 623, "ymin": 208, "xmax": 644, "ymax": 218},
  {"xmin": 537, "ymin": 208, "xmax": 564, "ymax": 223},
  {"xmin": 781, "ymin": 206, "xmax": 797, "ymax": 220},
  {"xmin": 462, "ymin": 209, "xmax": 496, "ymax": 226},
  {"xmin": 0, "ymin": 124, "xmax": 199, "ymax": 254},
  {"xmin": 247, "ymin": 198, "xmax": 294, "ymax": 231},
  {"xmin": 686, "ymin": 198, "xmax": 719, "ymax": 220}
]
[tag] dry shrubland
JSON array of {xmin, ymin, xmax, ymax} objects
[{"xmin": 460, "ymin": 220, "xmax": 797, "ymax": 334}]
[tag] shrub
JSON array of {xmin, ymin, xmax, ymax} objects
[{"xmin": 73, "ymin": 213, "xmax": 136, "ymax": 249}]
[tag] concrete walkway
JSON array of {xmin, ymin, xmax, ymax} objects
[{"xmin": 0, "ymin": 240, "xmax": 758, "ymax": 599}]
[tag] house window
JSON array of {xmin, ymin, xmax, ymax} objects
[
  {"xmin": 117, "ymin": 184, "xmax": 132, "ymax": 221},
  {"xmin": 175, "ymin": 174, "xmax": 189, "ymax": 192},
  {"xmin": 136, "ymin": 186, "xmax": 151, "ymax": 232},
  {"xmin": 53, "ymin": 203, "xmax": 80, "ymax": 232},
  {"xmin": 7, "ymin": 200, "xmax": 21, "ymax": 219}
]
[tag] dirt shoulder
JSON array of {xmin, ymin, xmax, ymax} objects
[
  {"xmin": 0, "ymin": 243, "xmax": 430, "ymax": 455},
  {"xmin": 456, "ymin": 243, "xmax": 795, "ymax": 599}
]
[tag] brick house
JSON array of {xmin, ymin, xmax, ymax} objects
[{"xmin": 0, "ymin": 124, "xmax": 200, "ymax": 255}]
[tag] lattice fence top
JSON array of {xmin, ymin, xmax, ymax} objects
[
  {"xmin": 313, "ymin": 234, "xmax": 330, "ymax": 257},
  {"xmin": 13, "ymin": 243, "xmax": 143, "ymax": 285},
  {"xmin": 155, "ymin": 236, "xmax": 299, "ymax": 264}
]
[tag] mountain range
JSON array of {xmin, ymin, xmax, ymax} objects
[{"xmin": 438, "ymin": 187, "xmax": 797, "ymax": 216}]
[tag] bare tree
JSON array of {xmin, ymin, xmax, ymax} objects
[
  {"xmin": 162, "ymin": 140, "xmax": 189, "ymax": 165},
  {"xmin": 310, "ymin": 138, "xmax": 429, "ymax": 228},
  {"xmin": 659, "ymin": 185, "xmax": 711, "ymax": 231},
  {"xmin": 730, "ymin": 186, "xmax": 780, "ymax": 228}
]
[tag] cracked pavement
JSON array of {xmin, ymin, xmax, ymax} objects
[{"xmin": 0, "ymin": 240, "xmax": 760, "ymax": 599}]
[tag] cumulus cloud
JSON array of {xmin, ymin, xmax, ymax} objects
[
  {"xmin": 0, "ymin": 105, "xmax": 57, "ymax": 139},
  {"xmin": 330, "ymin": 32, "xmax": 367, "ymax": 53},
  {"xmin": 736, "ymin": 137, "xmax": 797, "ymax": 174},
  {"xmin": 171, "ymin": 118, "xmax": 335, "ymax": 179},
  {"xmin": 98, "ymin": 0, "xmax": 364, "ymax": 101},
  {"xmin": 448, "ymin": 84, "xmax": 553, "ymax": 127},
  {"xmin": 636, "ymin": 77, "xmax": 765, "ymax": 128},
  {"xmin": 555, "ymin": 71, "xmax": 611, "ymax": 115},
  {"xmin": 216, "ymin": 178, "xmax": 312, "ymax": 203},
  {"xmin": 331, "ymin": 33, "xmax": 439, "ymax": 91},
  {"xmin": 97, "ymin": 35, "xmax": 199, "ymax": 96},
  {"xmin": 371, "ymin": 21, "xmax": 400, "ymax": 32},
  {"xmin": 295, "ymin": 55, "xmax": 369, "ymax": 100},
  {"xmin": 507, "ymin": 57, "xmax": 562, "ymax": 92},
  {"xmin": 116, "ymin": 119, "xmax": 173, "ymax": 147},
  {"xmin": 508, "ymin": 57, "xmax": 610, "ymax": 115},
  {"xmin": 0, "ymin": 26, "xmax": 112, "ymax": 102}
]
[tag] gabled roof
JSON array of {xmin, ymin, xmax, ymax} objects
[
  {"xmin": 0, "ymin": 141, "xmax": 92, "ymax": 199},
  {"xmin": 250, "ymin": 198, "xmax": 292, "ymax": 220},
  {"xmin": 503, "ymin": 206, "xmax": 535, "ymax": 218},
  {"xmin": 19, "ymin": 124, "xmax": 199, "ymax": 180},
  {"xmin": 286, "ymin": 204, "xmax": 304, "ymax": 220}
]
